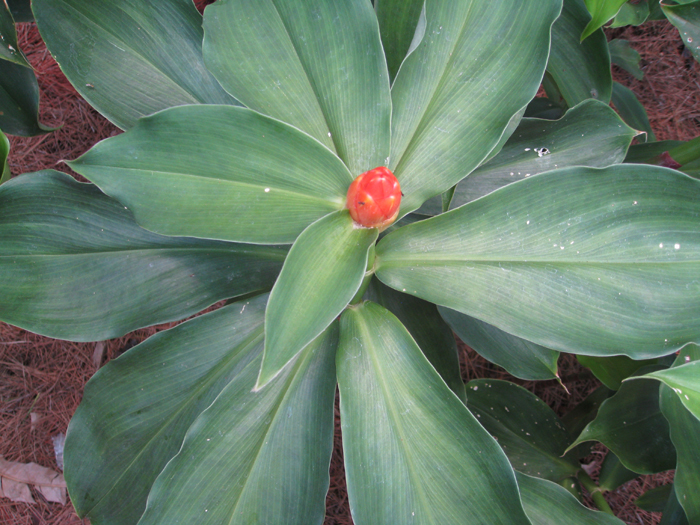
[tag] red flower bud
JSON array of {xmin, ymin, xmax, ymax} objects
[{"xmin": 346, "ymin": 167, "xmax": 402, "ymax": 229}]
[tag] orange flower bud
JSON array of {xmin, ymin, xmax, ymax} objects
[{"xmin": 346, "ymin": 166, "xmax": 401, "ymax": 229}]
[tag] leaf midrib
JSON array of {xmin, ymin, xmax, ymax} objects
[{"xmin": 0, "ymin": 246, "xmax": 287, "ymax": 259}]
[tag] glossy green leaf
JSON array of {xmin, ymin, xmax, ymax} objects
[
  {"xmin": 0, "ymin": 170, "xmax": 286, "ymax": 341},
  {"xmin": 0, "ymin": 58, "xmax": 53, "ymax": 136},
  {"xmin": 660, "ymin": 386, "xmax": 700, "ymax": 524},
  {"xmin": 389, "ymin": 0, "xmax": 562, "ymax": 215},
  {"xmin": 610, "ymin": 0, "xmax": 650, "ymax": 27},
  {"xmin": 364, "ymin": 279, "xmax": 465, "ymax": 402},
  {"xmin": 662, "ymin": 1, "xmax": 700, "ymax": 63},
  {"xmin": 517, "ymin": 473, "xmax": 625, "ymax": 524},
  {"xmin": 6, "ymin": 0, "xmax": 33, "ymax": 22},
  {"xmin": 581, "ymin": 0, "xmax": 627, "ymax": 41},
  {"xmin": 203, "ymin": 0, "xmax": 390, "ymax": 175},
  {"xmin": 449, "ymin": 100, "xmax": 637, "ymax": 208},
  {"xmin": 66, "ymin": 295, "xmax": 268, "ymax": 524},
  {"xmin": 612, "ymin": 81, "xmax": 656, "ymax": 142},
  {"xmin": 0, "ymin": 129, "xmax": 9, "ymax": 184},
  {"xmin": 440, "ymin": 307, "xmax": 560, "ymax": 381},
  {"xmin": 70, "ymin": 105, "xmax": 353, "ymax": 244},
  {"xmin": 567, "ymin": 376, "xmax": 676, "ymax": 474},
  {"xmin": 138, "ymin": 319, "xmax": 338, "ymax": 525},
  {"xmin": 625, "ymin": 140, "xmax": 684, "ymax": 164},
  {"xmin": 597, "ymin": 452, "xmax": 638, "ymax": 492},
  {"xmin": 608, "ymin": 38, "xmax": 644, "ymax": 79},
  {"xmin": 525, "ymin": 97, "xmax": 566, "ymax": 120},
  {"xmin": 0, "ymin": 2, "xmax": 30, "ymax": 67},
  {"xmin": 634, "ymin": 484, "xmax": 673, "ymax": 512},
  {"xmin": 660, "ymin": 483, "xmax": 691, "ymax": 525},
  {"xmin": 466, "ymin": 379, "xmax": 580, "ymax": 481},
  {"xmin": 642, "ymin": 361, "xmax": 700, "ymax": 419},
  {"xmin": 577, "ymin": 354, "xmax": 659, "ymax": 390},
  {"xmin": 548, "ymin": 0, "xmax": 612, "ymax": 107},
  {"xmin": 562, "ymin": 385, "xmax": 613, "ymax": 460},
  {"xmin": 376, "ymin": 165, "xmax": 700, "ymax": 359},
  {"xmin": 337, "ymin": 302, "xmax": 531, "ymax": 524},
  {"xmin": 33, "ymin": 0, "xmax": 236, "ymax": 130},
  {"xmin": 260, "ymin": 211, "xmax": 377, "ymax": 388},
  {"xmin": 375, "ymin": 0, "xmax": 424, "ymax": 82}
]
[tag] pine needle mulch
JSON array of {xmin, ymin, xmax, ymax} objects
[{"xmin": 2, "ymin": 16, "xmax": 699, "ymax": 525}]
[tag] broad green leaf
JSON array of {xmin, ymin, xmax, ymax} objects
[
  {"xmin": 0, "ymin": 129, "xmax": 9, "ymax": 184},
  {"xmin": 0, "ymin": 58, "xmax": 53, "ymax": 136},
  {"xmin": 364, "ymin": 279, "xmax": 465, "ymax": 402},
  {"xmin": 561, "ymin": 385, "xmax": 613, "ymax": 460},
  {"xmin": 33, "ymin": 0, "xmax": 236, "ymax": 130},
  {"xmin": 449, "ymin": 100, "xmax": 637, "ymax": 208},
  {"xmin": 610, "ymin": 0, "xmax": 650, "ymax": 26},
  {"xmin": 612, "ymin": 81, "xmax": 656, "ymax": 142},
  {"xmin": 660, "ymin": 386, "xmax": 700, "ymax": 524},
  {"xmin": 660, "ymin": 483, "xmax": 691, "ymax": 525},
  {"xmin": 577, "ymin": 354, "xmax": 659, "ymax": 390},
  {"xmin": 524, "ymin": 97, "xmax": 566, "ymax": 120},
  {"xmin": 662, "ymin": 1, "xmax": 700, "ymax": 64},
  {"xmin": 70, "ymin": 105, "xmax": 353, "ymax": 244},
  {"xmin": 6, "ymin": 0, "xmax": 33, "ymax": 22},
  {"xmin": 66, "ymin": 295, "xmax": 268, "ymax": 524},
  {"xmin": 466, "ymin": 379, "xmax": 580, "ymax": 481},
  {"xmin": 0, "ymin": 170, "xmax": 286, "ymax": 341},
  {"xmin": 203, "ymin": 0, "xmax": 390, "ymax": 175},
  {"xmin": 642, "ymin": 361, "xmax": 700, "ymax": 418},
  {"xmin": 376, "ymin": 165, "xmax": 700, "ymax": 359},
  {"xmin": 517, "ymin": 473, "xmax": 625, "ymax": 525},
  {"xmin": 669, "ymin": 136, "xmax": 700, "ymax": 166},
  {"xmin": 389, "ymin": 0, "xmax": 562, "ymax": 215},
  {"xmin": 581, "ymin": 0, "xmax": 627, "ymax": 41},
  {"xmin": 0, "ymin": 2, "xmax": 30, "ymax": 67},
  {"xmin": 625, "ymin": 140, "xmax": 684, "ymax": 163},
  {"xmin": 597, "ymin": 452, "xmax": 638, "ymax": 492},
  {"xmin": 375, "ymin": 0, "xmax": 424, "ymax": 82},
  {"xmin": 259, "ymin": 211, "xmax": 377, "ymax": 388},
  {"xmin": 138, "ymin": 320, "xmax": 338, "ymax": 525},
  {"xmin": 440, "ymin": 307, "xmax": 560, "ymax": 381},
  {"xmin": 608, "ymin": 39, "xmax": 644, "ymax": 79},
  {"xmin": 337, "ymin": 302, "xmax": 531, "ymax": 525},
  {"xmin": 635, "ymin": 484, "xmax": 673, "ymax": 512},
  {"xmin": 566, "ymin": 376, "xmax": 676, "ymax": 474},
  {"xmin": 548, "ymin": 0, "xmax": 612, "ymax": 107}
]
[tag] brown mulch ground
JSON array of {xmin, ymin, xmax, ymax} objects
[{"xmin": 2, "ymin": 13, "xmax": 699, "ymax": 525}]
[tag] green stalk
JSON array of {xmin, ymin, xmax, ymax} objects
[{"xmin": 578, "ymin": 470, "xmax": 615, "ymax": 515}]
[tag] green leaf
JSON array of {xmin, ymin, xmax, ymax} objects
[
  {"xmin": 0, "ymin": 58, "xmax": 54, "ymax": 136},
  {"xmin": 138, "ymin": 318, "xmax": 338, "ymax": 525},
  {"xmin": 581, "ymin": 0, "xmax": 627, "ymax": 41},
  {"xmin": 375, "ymin": 0, "xmax": 424, "ymax": 82},
  {"xmin": 548, "ymin": 0, "xmax": 612, "ymax": 107},
  {"xmin": 0, "ymin": 170, "xmax": 286, "ymax": 341},
  {"xmin": 440, "ymin": 307, "xmax": 559, "ymax": 381},
  {"xmin": 449, "ymin": 100, "xmax": 637, "ymax": 208},
  {"xmin": 66, "ymin": 295, "xmax": 266, "ymax": 524},
  {"xmin": 612, "ymin": 81, "xmax": 656, "ymax": 142},
  {"xmin": 660, "ymin": 483, "xmax": 691, "ymax": 525},
  {"xmin": 610, "ymin": 0, "xmax": 650, "ymax": 27},
  {"xmin": 389, "ymin": 0, "xmax": 562, "ymax": 215},
  {"xmin": 662, "ymin": 1, "xmax": 700, "ymax": 64},
  {"xmin": 203, "ymin": 0, "xmax": 390, "ymax": 176},
  {"xmin": 6, "ymin": 0, "xmax": 33, "ymax": 22},
  {"xmin": 0, "ymin": 129, "xmax": 10, "ymax": 184},
  {"xmin": 561, "ymin": 385, "xmax": 613, "ymax": 460},
  {"xmin": 376, "ymin": 165, "xmax": 700, "ymax": 359},
  {"xmin": 577, "ymin": 354, "xmax": 659, "ymax": 390},
  {"xmin": 259, "ymin": 211, "xmax": 377, "ymax": 389},
  {"xmin": 364, "ymin": 279, "xmax": 466, "ymax": 402},
  {"xmin": 660, "ymin": 385, "xmax": 700, "ymax": 524},
  {"xmin": 642, "ymin": 361, "xmax": 700, "ymax": 419},
  {"xmin": 33, "ymin": 0, "xmax": 236, "ymax": 130},
  {"xmin": 466, "ymin": 379, "xmax": 580, "ymax": 482},
  {"xmin": 566, "ymin": 375, "xmax": 676, "ymax": 474},
  {"xmin": 608, "ymin": 38, "xmax": 644, "ymax": 80},
  {"xmin": 634, "ymin": 484, "xmax": 673, "ymax": 512},
  {"xmin": 517, "ymin": 472, "xmax": 625, "ymax": 524},
  {"xmin": 70, "ymin": 105, "xmax": 353, "ymax": 244},
  {"xmin": 0, "ymin": 2, "xmax": 30, "ymax": 67},
  {"xmin": 597, "ymin": 452, "xmax": 638, "ymax": 492},
  {"xmin": 625, "ymin": 140, "xmax": 684, "ymax": 163},
  {"xmin": 337, "ymin": 302, "xmax": 531, "ymax": 525}
]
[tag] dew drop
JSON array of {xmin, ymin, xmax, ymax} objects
[{"xmin": 675, "ymin": 243, "xmax": 680, "ymax": 249}]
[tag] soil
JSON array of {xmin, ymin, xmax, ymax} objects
[{"xmin": 2, "ymin": 12, "xmax": 698, "ymax": 525}]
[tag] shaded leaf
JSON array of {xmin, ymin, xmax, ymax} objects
[
  {"xmin": 581, "ymin": 0, "xmax": 627, "ymax": 41},
  {"xmin": 662, "ymin": 1, "xmax": 700, "ymax": 64},
  {"xmin": 390, "ymin": 0, "xmax": 561, "ymax": 214},
  {"xmin": 577, "ymin": 354, "xmax": 659, "ymax": 390},
  {"xmin": 634, "ymin": 484, "xmax": 673, "ymax": 512},
  {"xmin": 466, "ymin": 379, "xmax": 579, "ymax": 482},
  {"xmin": 440, "ymin": 307, "xmax": 560, "ymax": 381},
  {"xmin": 203, "ymin": 0, "xmax": 390, "ymax": 176},
  {"xmin": 612, "ymin": 81, "xmax": 656, "ymax": 142},
  {"xmin": 137, "ymin": 321, "xmax": 338, "ymax": 525},
  {"xmin": 259, "ymin": 211, "xmax": 377, "ymax": 388},
  {"xmin": 0, "ymin": 129, "xmax": 9, "ymax": 184},
  {"xmin": 376, "ymin": 165, "xmax": 700, "ymax": 360},
  {"xmin": 610, "ymin": 0, "xmax": 650, "ymax": 27},
  {"xmin": 33, "ymin": 0, "xmax": 236, "ymax": 130},
  {"xmin": 0, "ymin": 456, "xmax": 66, "ymax": 505},
  {"xmin": 6, "ymin": 0, "xmax": 33, "ymax": 22},
  {"xmin": 597, "ymin": 451, "xmax": 638, "ymax": 492},
  {"xmin": 375, "ymin": 0, "xmax": 424, "ymax": 82},
  {"xmin": 0, "ymin": 170, "xmax": 286, "ymax": 341},
  {"xmin": 70, "ymin": 105, "xmax": 352, "ymax": 244},
  {"xmin": 562, "ymin": 385, "xmax": 613, "ymax": 460},
  {"xmin": 0, "ymin": 2, "xmax": 30, "ymax": 67},
  {"xmin": 624, "ymin": 140, "xmax": 684, "ymax": 163},
  {"xmin": 337, "ymin": 302, "xmax": 531, "ymax": 524},
  {"xmin": 0, "ymin": 58, "xmax": 53, "ymax": 136},
  {"xmin": 608, "ymin": 38, "xmax": 644, "ymax": 79},
  {"xmin": 660, "ymin": 483, "xmax": 690, "ymax": 525}
]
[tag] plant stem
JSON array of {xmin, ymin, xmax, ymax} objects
[{"xmin": 578, "ymin": 470, "xmax": 615, "ymax": 515}]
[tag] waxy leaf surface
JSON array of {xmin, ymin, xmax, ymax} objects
[
  {"xmin": 662, "ymin": 1, "xmax": 700, "ymax": 64},
  {"xmin": 337, "ymin": 302, "xmax": 531, "ymax": 524},
  {"xmin": 389, "ymin": 0, "xmax": 561, "ymax": 214},
  {"xmin": 0, "ymin": 130, "xmax": 9, "ymax": 183},
  {"xmin": 0, "ymin": 58, "xmax": 52, "ymax": 136},
  {"xmin": 611, "ymin": 81, "xmax": 656, "ymax": 142},
  {"xmin": 376, "ymin": 165, "xmax": 700, "ymax": 359},
  {"xmin": 374, "ymin": 0, "xmax": 424, "ymax": 82},
  {"xmin": 581, "ymin": 0, "xmax": 627, "ymax": 41},
  {"xmin": 33, "ymin": 0, "xmax": 236, "ymax": 129},
  {"xmin": 204, "ymin": 0, "xmax": 390, "ymax": 176},
  {"xmin": 260, "ymin": 211, "xmax": 377, "ymax": 388},
  {"xmin": 0, "ymin": 3, "xmax": 30, "ymax": 67},
  {"xmin": 70, "ymin": 105, "xmax": 353, "ymax": 244},
  {"xmin": 138, "ymin": 323, "xmax": 337, "ymax": 525},
  {"xmin": 0, "ymin": 171, "xmax": 286, "ymax": 340},
  {"xmin": 643, "ymin": 360, "xmax": 700, "ymax": 419}
]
